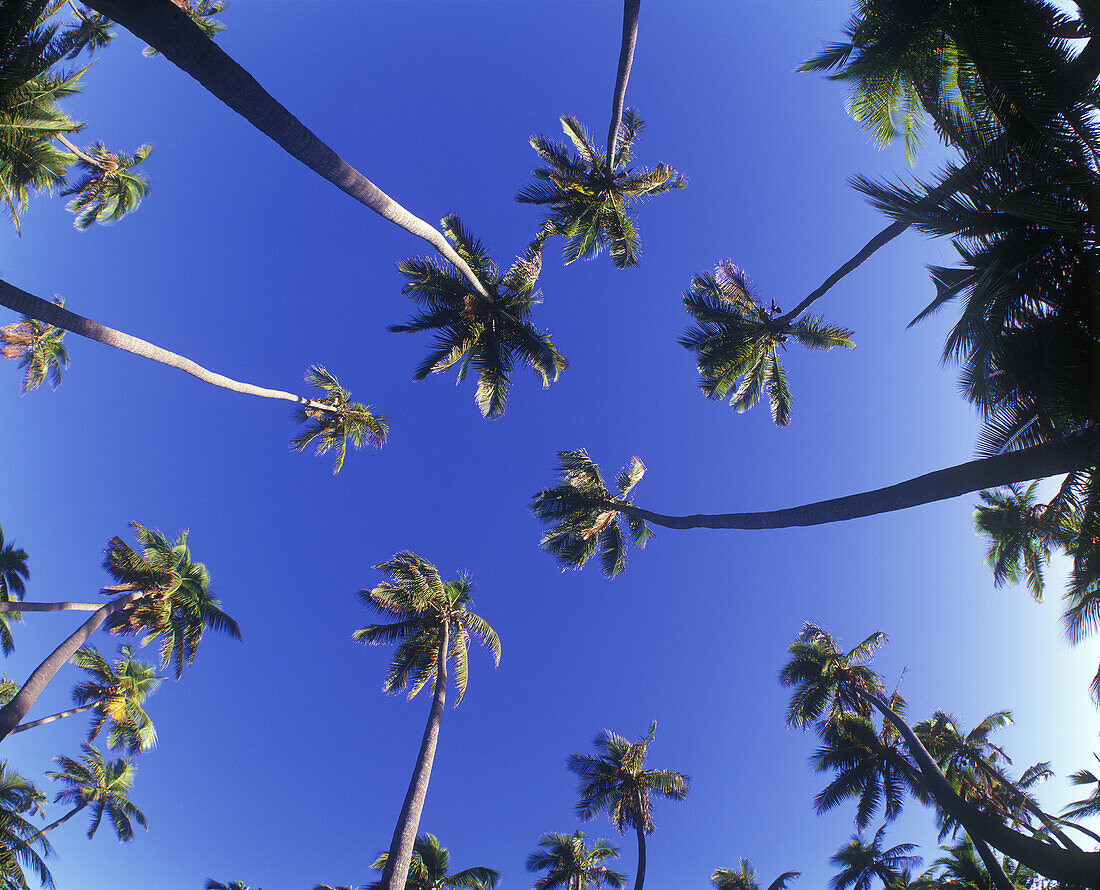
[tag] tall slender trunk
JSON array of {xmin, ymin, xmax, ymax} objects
[
  {"xmin": 380, "ymin": 620, "xmax": 449, "ymax": 890},
  {"xmin": 10, "ymin": 703, "xmax": 96, "ymax": 734},
  {"xmin": 81, "ymin": 0, "xmax": 489, "ymax": 299},
  {"xmin": 21, "ymin": 803, "xmax": 86, "ymax": 851},
  {"xmin": 54, "ymin": 134, "xmax": 100, "ymax": 166},
  {"xmin": 632, "ymin": 821, "xmax": 646, "ymax": 890},
  {"xmin": 0, "ymin": 278, "xmax": 339, "ymax": 414},
  {"xmin": 605, "ymin": 424, "xmax": 1100, "ymax": 531},
  {"xmin": 605, "ymin": 0, "xmax": 640, "ymax": 169},
  {"xmin": 861, "ymin": 691, "xmax": 1100, "ymax": 888},
  {"xmin": 0, "ymin": 592, "xmax": 143, "ymax": 742},
  {"xmin": 0, "ymin": 601, "xmax": 104, "ymax": 613}
]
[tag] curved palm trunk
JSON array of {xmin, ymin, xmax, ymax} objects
[
  {"xmin": 608, "ymin": 425, "xmax": 1100, "ymax": 530},
  {"xmin": 10, "ymin": 703, "xmax": 96, "ymax": 734},
  {"xmin": 81, "ymin": 0, "xmax": 489, "ymax": 299},
  {"xmin": 860, "ymin": 691, "xmax": 1100, "ymax": 889},
  {"xmin": 632, "ymin": 822, "xmax": 646, "ymax": 890},
  {"xmin": 380, "ymin": 620, "xmax": 449, "ymax": 890},
  {"xmin": 0, "ymin": 278, "xmax": 339, "ymax": 413},
  {"xmin": 0, "ymin": 592, "xmax": 143, "ymax": 742},
  {"xmin": 20, "ymin": 803, "xmax": 86, "ymax": 852},
  {"xmin": 54, "ymin": 133, "xmax": 100, "ymax": 166},
  {"xmin": 605, "ymin": 0, "xmax": 640, "ymax": 169}
]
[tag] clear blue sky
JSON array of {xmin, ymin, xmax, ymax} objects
[{"xmin": 1, "ymin": 2, "xmax": 1096, "ymax": 888}]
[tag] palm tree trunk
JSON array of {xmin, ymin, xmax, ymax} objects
[
  {"xmin": 20, "ymin": 803, "xmax": 86, "ymax": 851},
  {"xmin": 0, "ymin": 601, "xmax": 104, "ymax": 613},
  {"xmin": 10, "ymin": 703, "xmax": 96, "ymax": 734},
  {"xmin": 380, "ymin": 619, "xmax": 450, "ymax": 890},
  {"xmin": 607, "ymin": 424, "xmax": 1100, "ymax": 530},
  {"xmin": 0, "ymin": 278, "xmax": 340, "ymax": 414},
  {"xmin": 605, "ymin": 0, "xmax": 641, "ymax": 169},
  {"xmin": 81, "ymin": 0, "xmax": 490, "ymax": 300},
  {"xmin": 860, "ymin": 690, "xmax": 1100, "ymax": 889},
  {"xmin": 54, "ymin": 133, "xmax": 100, "ymax": 166},
  {"xmin": 0, "ymin": 592, "xmax": 143, "ymax": 742},
  {"xmin": 632, "ymin": 821, "xmax": 646, "ymax": 890}
]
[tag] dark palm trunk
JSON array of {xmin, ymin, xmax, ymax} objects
[
  {"xmin": 605, "ymin": 0, "xmax": 641, "ymax": 169},
  {"xmin": 1, "ymin": 278, "xmax": 339, "ymax": 413},
  {"xmin": 860, "ymin": 691, "xmax": 1100, "ymax": 888},
  {"xmin": 10, "ymin": 703, "xmax": 95, "ymax": 734},
  {"xmin": 380, "ymin": 620, "xmax": 449, "ymax": 890},
  {"xmin": 81, "ymin": 0, "xmax": 489, "ymax": 299},
  {"xmin": 0, "ymin": 592, "xmax": 143, "ymax": 742},
  {"xmin": 632, "ymin": 822, "xmax": 646, "ymax": 890},
  {"xmin": 607, "ymin": 425, "xmax": 1100, "ymax": 530}
]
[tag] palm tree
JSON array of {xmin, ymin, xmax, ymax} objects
[
  {"xmin": 526, "ymin": 830, "xmax": 626, "ymax": 890},
  {"xmin": 711, "ymin": 859, "xmax": 800, "ymax": 890},
  {"xmin": 1, "ymin": 279, "xmax": 384, "ymax": 469},
  {"xmin": 680, "ymin": 260, "xmax": 854, "ymax": 425},
  {"xmin": 391, "ymin": 215, "xmax": 566, "ymax": 419},
  {"xmin": 1063, "ymin": 754, "xmax": 1100, "ymax": 821},
  {"xmin": 517, "ymin": 110, "xmax": 683, "ymax": 268},
  {"xmin": 367, "ymin": 833, "xmax": 499, "ymax": 890},
  {"xmin": 0, "ymin": 761, "xmax": 51, "ymax": 890},
  {"xmin": 920, "ymin": 838, "xmax": 1035, "ymax": 890},
  {"xmin": 567, "ymin": 722, "xmax": 689, "ymax": 890},
  {"xmin": 830, "ymin": 827, "xmax": 921, "ymax": 890},
  {"xmin": 354, "ymin": 552, "xmax": 500, "ymax": 890},
  {"xmin": 0, "ymin": 298, "xmax": 68, "ymax": 392},
  {"xmin": 205, "ymin": 881, "xmax": 255, "ymax": 890},
  {"xmin": 289, "ymin": 366, "xmax": 388, "ymax": 474},
  {"xmin": 0, "ymin": 526, "xmax": 27, "ymax": 657},
  {"xmin": 81, "ymin": 0, "xmax": 491, "ymax": 299},
  {"xmin": 973, "ymin": 485, "xmax": 1064, "ymax": 600},
  {"xmin": 531, "ymin": 450, "xmax": 653, "ymax": 577},
  {"xmin": 7, "ymin": 645, "xmax": 162, "ymax": 751},
  {"xmin": 0, "ymin": 521, "xmax": 239, "ymax": 741},
  {"xmin": 56, "ymin": 138, "xmax": 152, "ymax": 228},
  {"xmin": 39, "ymin": 743, "xmax": 146, "ymax": 842}
]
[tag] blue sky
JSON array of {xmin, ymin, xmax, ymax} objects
[{"xmin": 1, "ymin": 2, "xmax": 1097, "ymax": 888}]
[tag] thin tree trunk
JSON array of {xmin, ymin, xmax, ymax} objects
[
  {"xmin": 81, "ymin": 0, "xmax": 490, "ymax": 299},
  {"xmin": 605, "ymin": 0, "xmax": 640, "ymax": 170},
  {"xmin": 0, "ymin": 278, "xmax": 340, "ymax": 414},
  {"xmin": 380, "ymin": 620, "xmax": 450, "ymax": 890},
  {"xmin": 10, "ymin": 703, "xmax": 96, "ymax": 734},
  {"xmin": 605, "ymin": 425, "xmax": 1100, "ymax": 530},
  {"xmin": 54, "ymin": 133, "xmax": 100, "ymax": 166},
  {"xmin": 0, "ymin": 592, "xmax": 143, "ymax": 742},
  {"xmin": 21, "ymin": 803, "xmax": 86, "ymax": 851},
  {"xmin": 0, "ymin": 601, "xmax": 103, "ymax": 613},
  {"xmin": 861, "ymin": 691, "xmax": 1100, "ymax": 888},
  {"xmin": 632, "ymin": 821, "xmax": 646, "ymax": 890}
]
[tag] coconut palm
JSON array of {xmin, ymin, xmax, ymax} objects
[
  {"xmin": 391, "ymin": 215, "xmax": 566, "ymax": 419},
  {"xmin": 526, "ymin": 830, "xmax": 626, "ymax": 890},
  {"xmin": 0, "ymin": 521, "xmax": 239, "ymax": 742},
  {"xmin": 531, "ymin": 450, "xmax": 652, "ymax": 577},
  {"xmin": 711, "ymin": 859, "xmax": 800, "ymax": 890},
  {"xmin": 205, "ymin": 881, "xmax": 255, "ymax": 890},
  {"xmin": 1, "ymin": 299, "xmax": 68, "ymax": 393},
  {"xmin": 517, "ymin": 110, "xmax": 684, "ymax": 268},
  {"xmin": 830, "ymin": 827, "xmax": 922, "ymax": 890},
  {"xmin": 567, "ymin": 722, "xmax": 688, "ymax": 890},
  {"xmin": 1063, "ymin": 754, "xmax": 1100, "ymax": 821},
  {"xmin": 289, "ymin": 366, "xmax": 388, "ymax": 474},
  {"xmin": 40, "ymin": 743, "xmax": 146, "ymax": 842},
  {"xmin": 56, "ymin": 139, "xmax": 151, "ymax": 228},
  {"xmin": 0, "ymin": 761, "xmax": 51, "ymax": 890},
  {"xmin": 680, "ymin": 260, "xmax": 854, "ymax": 425},
  {"xmin": 355, "ymin": 552, "xmax": 500, "ymax": 890},
  {"xmin": 920, "ymin": 838, "xmax": 1036, "ymax": 890},
  {"xmin": 0, "ymin": 526, "xmax": 27, "ymax": 657},
  {"xmin": 973, "ymin": 485, "xmax": 1066, "ymax": 600},
  {"xmin": 367, "ymin": 833, "xmax": 499, "ymax": 890}
]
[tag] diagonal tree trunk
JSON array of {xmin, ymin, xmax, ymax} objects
[
  {"xmin": 380, "ymin": 619, "xmax": 449, "ymax": 890},
  {"xmin": 605, "ymin": 425, "xmax": 1100, "ymax": 530},
  {"xmin": 0, "ymin": 592, "xmax": 144, "ymax": 743},
  {"xmin": 81, "ymin": 0, "xmax": 490, "ymax": 299},
  {"xmin": 10, "ymin": 703, "xmax": 96, "ymax": 735},
  {"xmin": 1, "ymin": 278, "xmax": 339, "ymax": 413},
  {"xmin": 632, "ymin": 821, "xmax": 646, "ymax": 890},
  {"xmin": 606, "ymin": 0, "xmax": 641, "ymax": 169},
  {"xmin": 860, "ymin": 690, "xmax": 1100, "ymax": 889}
]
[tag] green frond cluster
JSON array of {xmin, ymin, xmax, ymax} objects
[
  {"xmin": 530, "ymin": 450, "xmax": 652, "ymax": 578},
  {"xmin": 46, "ymin": 742, "xmax": 146, "ymax": 842},
  {"xmin": 392, "ymin": 214, "xmax": 566, "ymax": 419},
  {"xmin": 143, "ymin": 1, "xmax": 226, "ymax": 56},
  {"xmin": 829, "ymin": 826, "xmax": 921, "ymax": 890},
  {"xmin": 71, "ymin": 645, "xmax": 162, "ymax": 754},
  {"xmin": 712, "ymin": 859, "xmax": 800, "ymax": 890},
  {"xmin": 0, "ymin": 759, "xmax": 52, "ymax": 890},
  {"xmin": 368, "ymin": 833, "xmax": 499, "ymax": 890},
  {"xmin": 517, "ymin": 109, "xmax": 684, "ymax": 269},
  {"xmin": 681, "ymin": 260, "xmax": 854, "ymax": 426},
  {"xmin": 60, "ymin": 141, "xmax": 152, "ymax": 229},
  {"xmin": 0, "ymin": 525, "xmax": 27, "ymax": 657},
  {"xmin": 526, "ymin": 830, "xmax": 626, "ymax": 890},
  {"xmin": 290, "ymin": 365, "xmax": 388, "ymax": 474},
  {"xmin": 1, "ymin": 296, "xmax": 69, "ymax": 392},
  {"xmin": 355, "ymin": 552, "xmax": 499, "ymax": 705},
  {"xmin": 100, "ymin": 521, "xmax": 240, "ymax": 680}
]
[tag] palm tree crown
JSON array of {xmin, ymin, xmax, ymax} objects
[
  {"xmin": 0, "ymin": 760, "xmax": 51, "ymax": 890},
  {"xmin": 711, "ymin": 859, "xmax": 800, "ymax": 890},
  {"xmin": 368, "ymin": 833, "xmax": 499, "ymax": 890},
  {"xmin": 289, "ymin": 365, "xmax": 388, "ymax": 474},
  {"xmin": 100, "ymin": 522, "xmax": 240, "ymax": 679},
  {"xmin": 526, "ymin": 830, "xmax": 626, "ymax": 890},
  {"xmin": 830, "ymin": 827, "xmax": 921, "ymax": 890},
  {"xmin": 1, "ymin": 297, "xmax": 68, "ymax": 392},
  {"xmin": 58, "ymin": 140, "xmax": 152, "ymax": 229},
  {"xmin": 0, "ymin": 525, "xmax": 27, "ymax": 657},
  {"xmin": 517, "ymin": 110, "xmax": 684, "ymax": 268},
  {"xmin": 391, "ymin": 214, "xmax": 566, "ymax": 419},
  {"xmin": 530, "ymin": 450, "xmax": 653, "ymax": 577},
  {"xmin": 70, "ymin": 644, "xmax": 163, "ymax": 753},
  {"xmin": 680, "ymin": 260, "xmax": 854, "ymax": 426},
  {"xmin": 45, "ymin": 743, "xmax": 146, "ymax": 842}
]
